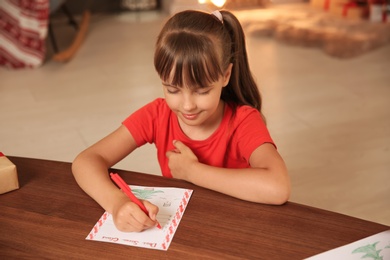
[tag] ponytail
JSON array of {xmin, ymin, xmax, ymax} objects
[{"xmin": 219, "ymin": 10, "xmax": 263, "ymax": 114}]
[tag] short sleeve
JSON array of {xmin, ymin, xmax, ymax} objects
[
  {"xmin": 122, "ymin": 98, "xmax": 163, "ymax": 146},
  {"xmin": 233, "ymin": 107, "xmax": 275, "ymax": 162}
]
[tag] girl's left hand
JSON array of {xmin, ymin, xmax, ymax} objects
[{"xmin": 166, "ymin": 140, "xmax": 198, "ymax": 180}]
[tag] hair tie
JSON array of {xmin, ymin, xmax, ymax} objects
[{"xmin": 211, "ymin": 10, "xmax": 223, "ymax": 24}]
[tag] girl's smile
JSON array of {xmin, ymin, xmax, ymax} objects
[{"xmin": 182, "ymin": 113, "xmax": 200, "ymax": 120}]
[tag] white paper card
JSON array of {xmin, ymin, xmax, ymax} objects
[
  {"xmin": 305, "ymin": 230, "xmax": 390, "ymax": 260},
  {"xmin": 86, "ymin": 186, "xmax": 193, "ymax": 250}
]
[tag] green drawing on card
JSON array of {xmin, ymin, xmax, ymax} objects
[
  {"xmin": 352, "ymin": 242, "xmax": 383, "ymax": 260},
  {"xmin": 132, "ymin": 188, "xmax": 164, "ymax": 200}
]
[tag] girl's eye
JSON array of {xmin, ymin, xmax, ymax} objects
[
  {"xmin": 197, "ymin": 89, "xmax": 211, "ymax": 95},
  {"xmin": 167, "ymin": 88, "xmax": 179, "ymax": 94}
]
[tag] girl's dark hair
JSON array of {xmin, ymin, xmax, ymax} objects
[{"xmin": 154, "ymin": 9, "xmax": 263, "ymax": 114}]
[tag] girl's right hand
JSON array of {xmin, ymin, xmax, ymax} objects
[{"xmin": 111, "ymin": 198, "xmax": 159, "ymax": 232}]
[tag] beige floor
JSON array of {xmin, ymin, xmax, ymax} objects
[{"xmin": 1, "ymin": 8, "xmax": 389, "ymax": 226}]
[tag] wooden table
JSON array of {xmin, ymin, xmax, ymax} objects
[{"xmin": 1, "ymin": 157, "xmax": 388, "ymax": 259}]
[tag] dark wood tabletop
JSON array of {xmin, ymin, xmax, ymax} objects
[{"xmin": 0, "ymin": 157, "xmax": 388, "ymax": 259}]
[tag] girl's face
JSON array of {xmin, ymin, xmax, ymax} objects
[{"xmin": 162, "ymin": 64, "xmax": 232, "ymax": 137}]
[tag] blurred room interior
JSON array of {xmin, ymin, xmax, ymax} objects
[{"xmin": 1, "ymin": 0, "xmax": 389, "ymax": 226}]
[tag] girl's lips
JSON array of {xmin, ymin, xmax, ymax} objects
[{"xmin": 182, "ymin": 113, "xmax": 199, "ymax": 120}]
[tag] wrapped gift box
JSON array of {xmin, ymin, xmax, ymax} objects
[
  {"xmin": 311, "ymin": 0, "xmax": 351, "ymax": 11},
  {"xmin": 311, "ymin": 0, "xmax": 332, "ymax": 10},
  {"xmin": 330, "ymin": 2, "xmax": 367, "ymax": 19},
  {"xmin": 0, "ymin": 152, "xmax": 19, "ymax": 194}
]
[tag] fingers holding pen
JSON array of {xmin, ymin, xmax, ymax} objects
[
  {"xmin": 110, "ymin": 172, "xmax": 161, "ymax": 231},
  {"xmin": 143, "ymin": 200, "xmax": 159, "ymax": 221},
  {"xmin": 113, "ymin": 200, "xmax": 159, "ymax": 232}
]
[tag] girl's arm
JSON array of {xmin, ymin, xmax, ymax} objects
[
  {"xmin": 72, "ymin": 125, "xmax": 159, "ymax": 231},
  {"xmin": 166, "ymin": 141, "xmax": 290, "ymax": 204}
]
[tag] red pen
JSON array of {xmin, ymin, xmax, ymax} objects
[{"xmin": 110, "ymin": 172, "xmax": 161, "ymax": 229}]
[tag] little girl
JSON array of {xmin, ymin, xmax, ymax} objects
[{"xmin": 72, "ymin": 9, "xmax": 290, "ymax": 232}]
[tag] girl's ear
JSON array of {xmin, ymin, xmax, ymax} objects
[{"xmin": 222, "ymin": 63, "xmax": 233, "ymax": 87}]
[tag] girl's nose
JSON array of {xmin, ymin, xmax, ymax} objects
[{"xmin": 182, "ymin": 94, "xmax": 196, "ymax": 112}]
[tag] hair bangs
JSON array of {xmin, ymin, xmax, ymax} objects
[{"xmin": 154, "ymin": 31, "xmax": 223, "ymax": 89}]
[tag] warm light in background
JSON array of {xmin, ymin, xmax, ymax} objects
[
  {"xmin": 211, "ymin": 0, "xmax": 226, "ymax": 7},
  {"xmin": 198, "ymin": 0, "xmax": 226, "ymax": 8}
]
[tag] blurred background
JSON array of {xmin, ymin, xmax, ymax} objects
[{"xmin": 1, "ymin": 0, "xmax": 389, "ymax": 226}]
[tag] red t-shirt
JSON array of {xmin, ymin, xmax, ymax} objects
[{"xmin": 122, "ymin": 98, "xmax": 275, "ymax": 178}]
